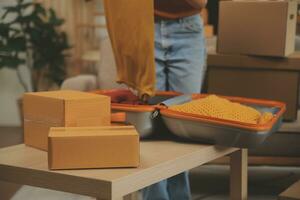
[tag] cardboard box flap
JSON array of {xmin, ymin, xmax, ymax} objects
[{"xmin": 29, "ymin": 90, "xmax": 104, "ymax": 100}]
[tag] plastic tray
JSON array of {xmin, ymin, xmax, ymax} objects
[
  {"xmin": 160, "ymin": 94, "xmax": 286, "ymax": 148},
  {"xmin": 93, "ymin": 90, "xmax": 181, "ymax": 138}
]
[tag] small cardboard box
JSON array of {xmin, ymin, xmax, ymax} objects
[
  {"xmin": 23, "ymin": 90, "xmax": 110, "ymax": 151},
  {"xmin": 218, "ymin": 0, "xmax": 297, "ymax": 57},
  {"xmin": 48, "ymin": 126, "xmax": 140, "ymax": 170},
  {"xmin": 279, "ymin": 180, "xmax": 300, "ymax": 200}
]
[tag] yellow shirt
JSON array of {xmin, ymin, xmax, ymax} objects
[
  {"xmin": 103, "ymin": 0, "xmax": 205, "ymax": 98},
  {"xmin": 104, "ymin": 0, "xmax": 155, "ymax": 98}
]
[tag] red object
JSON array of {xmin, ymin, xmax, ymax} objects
[{"xmin": 93, "ymin": 89, "xmax": 142, "ymax": 104}]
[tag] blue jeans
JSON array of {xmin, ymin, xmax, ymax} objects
[{"xmin": 142, "ymin": 14, "xmax": 206, "ymax": 200}]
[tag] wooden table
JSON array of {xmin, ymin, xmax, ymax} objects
[{"xmin": 0, "ymin": 141, "xmax": 247, "ymax": 200}]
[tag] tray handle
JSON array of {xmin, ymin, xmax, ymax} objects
[
  {"xmin": 159, "ymin": 94, "xmax": 193, "ymax": 107},
  {"xmin": 111, "ymin": 112, "xmax": 126, "ymax": 123}
]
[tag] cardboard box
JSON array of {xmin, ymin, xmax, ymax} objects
[
  {"xmin": 23, "ymin": 90, "xmax": 110, "ymax": 151},
  {"xmin": 207, "ymin": 53, "xmax": 300, "ymax": 121},
  {"xmin": 218, "ymin": 0, "xmax": 297, "ymax": 57},
  {"xmin": 279, "ymin": 180, "xmax": 300, "ymax": 200},
  {"xmin": 48, "ymin": 126, "xmax": 139, "ymax": 170},
  {"xmin": 207, "ymin": 68, "xmax": 299, "ymax": 121}
]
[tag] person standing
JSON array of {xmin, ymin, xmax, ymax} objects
[{"xmin": 143, "ymin": 0, "xmax": 207, "ymax": 199}]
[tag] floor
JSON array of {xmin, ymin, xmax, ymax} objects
[
  {"xmin": 190, "ymin": 165, "xmax": 300, "ymax": 200},
  {"xmin": 8, "ymin": 165, "xmax": 300, "ymax": 200},
  {"xmin": 1, "ymin": 127, "xmax": 300, "ymax": 200}
]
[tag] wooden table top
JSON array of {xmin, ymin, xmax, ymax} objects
[{"xmin": 0, "ymin": 141, "xmax": 237, "ymax": 199}]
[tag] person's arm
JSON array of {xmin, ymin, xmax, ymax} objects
[{"xmin": 186, "ymin": 0, "xmax": 207, "ymax": 10}]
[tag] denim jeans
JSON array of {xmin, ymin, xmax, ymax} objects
[
  {"xmin": 142, "ymin": 14, "xmax": 206, "ymax": 200},
  {"xmin": 154, "ymin": 14, "xmax": 206, "ymax": 93}
]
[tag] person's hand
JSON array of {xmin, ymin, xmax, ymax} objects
[{"xmin": 100, "ymin": 89, "xmax": 141, "ymax": 104}]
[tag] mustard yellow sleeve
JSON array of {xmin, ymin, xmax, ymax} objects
[{"xmin": 104, "ymin": 0, "xmax": 156, "ymax": 98}]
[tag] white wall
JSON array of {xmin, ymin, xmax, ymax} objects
[
  {"xmin": 0, "ymin": 68, "xmax": 31, "ymax": 126},
  {"xmin": 0, "ymin": 0, "xmax": 32, "ymax": 126},
  {"xmin": 0, "ymin": 0, "xmax": 104, "ymax": 126}
]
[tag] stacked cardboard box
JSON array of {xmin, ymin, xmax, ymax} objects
[
  {"xmin": 207, "ymin": 52, "xmax": 300, "ymax": 121},
  {"xmin": 218, "ymin": 0, "xmax": 297, "ymax": 57},
  {"xmin": 208, "ymin": 0, "xmax": 299, "ymax": 121},
  {"xmin": 23, "ymin": 90, "xmax": 140, "ymax": 169},
  {"xmin": 23, "ymin": 90, "xmax": 111, "ymax": 151}
]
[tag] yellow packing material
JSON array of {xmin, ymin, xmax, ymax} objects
[
  {"xmin": 104, "ymin": 0, "xmax": 156, "ymax": 98},
  {"xmin": 170, "ymin": 95, "xmax": 273, "ymax": 125}
]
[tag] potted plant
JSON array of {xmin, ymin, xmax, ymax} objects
[{"xmin": 0, "ymin": 0, "xmax": 70, "ymax": 92}]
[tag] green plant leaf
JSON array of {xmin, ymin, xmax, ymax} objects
[
  {"xmin": 18, "ymin": 2, "xmax": 33, "ymax": 10},
  {"xmin": 7, "ymin": 36, "xmax": 26, "ymax": 51},
  {"xmin": 0, "ymin": 23, "xmax": 10, "ymax": 37},
  {"xmin": 49, "ymin": 8, "xmax": 64, "ymax": 26},
  {"xmin": 3, "ymin": 6, "xmax": 19, "ymax": 13},
  {"xmin": 1, "ymin": 0, "xmax": 71, "ymax": 89},
  {"xmin": 1, "ymin": 10, "xmax": 10, "ymax": 20},
  {"xmin": 0, "ymin": 55, "xmax": 25, "ymax": 69},
  {"xmin": 34, "ymin": 3, "xmax": 46, "ymax": 17}
]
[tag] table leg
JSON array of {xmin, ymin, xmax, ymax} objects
[
  {"xmin": 96, "ymin": 194, "xmax": 135, "ymax": 200},
  {"xmin": 230, "ymin": 149, "xmax": 248, "ymax": 200}
]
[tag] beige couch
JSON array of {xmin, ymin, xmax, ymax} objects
[{"xmin": 61, "ymin": 37, "xmax": 126, "ymax": 91}]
